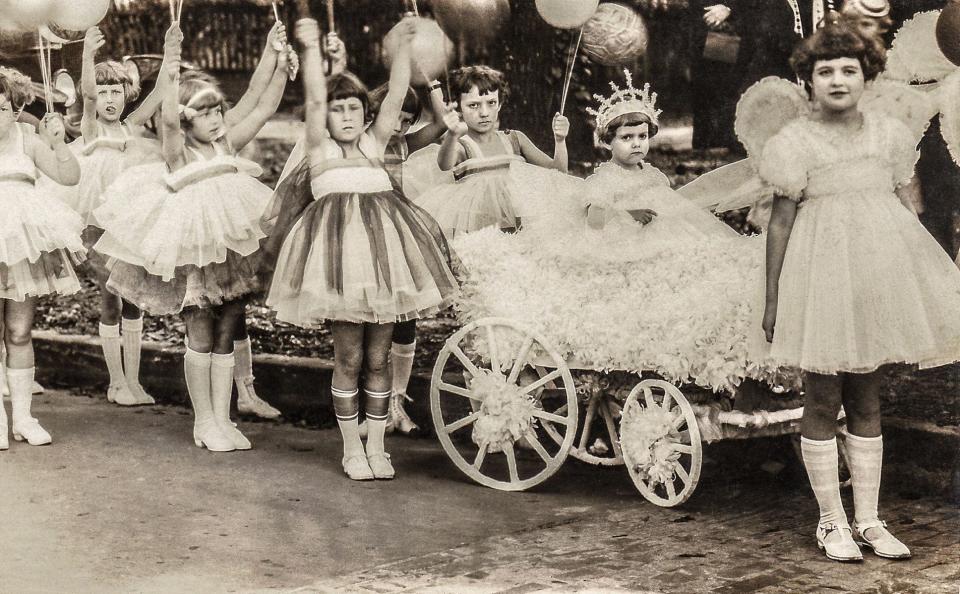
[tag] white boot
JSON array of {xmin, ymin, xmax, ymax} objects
[
  {"xmin": 184, "ymin": 349, "xmax": 235, "ymax": 452},
  {"xmin": 100, "ymin": 322, "xmax": 139, "ymax": 406},
  {"xmin": 8, "ymin": 367, "xmax": 51, "ymax": 446},
  {"xmin": 122, "ymin": 317, "xmax": 155, "ymax": 405},
  {"xmin": 233, "ymin": 339, "xmax": 281, "ymax": 419},
  {"xmin": 389, "ymin": 391, "xmax": 420, "ymax": 436},
  {"xmin": 211, "ymin": 353, "xmax": 251, "ymax": 450},
  {"xmin": 0, "ymin": 395, "xmax": 8, "ymax": 450}
]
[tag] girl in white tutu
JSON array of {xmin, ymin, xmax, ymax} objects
[
  {"xmin": 265, "ymin": 18, "xmax": 459, "ymax": 480},
  {"xmin": 415, "ymin": 65, "xmax": 575, "ymax": 238},
  {"xmin": 94, "ymin": 23, "xmax": 289, "ymax": 453},
  {"xmin": 761, "ymin": 22, "xmax": 960, "ymax": 563},
  {"xmin": 0, "ymin": 67, "xmax": 83, "ymax": 449}
]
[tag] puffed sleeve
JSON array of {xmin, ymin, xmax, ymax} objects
[
  {"xmin": 883, "ymin": 116, "xmax": 922, "ymax": 188},
  {"xmin": 757, "ymin": 126, "xmax": 807, "ymax": 201}
]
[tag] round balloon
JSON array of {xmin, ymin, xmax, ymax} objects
[
  {"xmin": 936, "ymin": 1, "xmax": 960, "ymax": 66},
  {"xmin": 51, "ymin": 0, "xmax": 111, "ymax": 31},
  {"xmin": 383, "ymin": 17, "xmax": 455, "ymax": 86},
  {"xmin": 10, "ymin": 0, "xmax": 56, "ymax": 29},
  {"xmin": 535, "ymin": 0, "xmax": 599, "ymax": 29},
  {"xmin": 432, "ymin": 0, "xmax": 510, "ymax": 46},
  {"xmin": 582, "ymin": 3, "xmax": 648, "ymax": 65}
]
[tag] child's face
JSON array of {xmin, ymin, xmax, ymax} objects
[
  {"xmin": 96, "ymin": 84, "xmax": 126, "ymax": 123},
  {"xmin": 810, "ymin": 57, "xmax": 865, "ymax": 113},
  {"xmin": 187, "ymin": 105, "xmax": 225, "ymax": 143},
  {"xmin": 609, "ymin": 122, "xmax": 650, "ymax": 168},
  {"xmin": 458, "ymin": 86, "xmax": 500, "ymax": 134},
  {"xmin": 0, "ymin": 95, "xmax": 18, "ymax": 140},
  {"xmin": 327, "ymin": 97, "xmax": 365, "ymax": 143},
  {"xmin": 393, "ymin": 110, "xmax": 415, "ymax": 138}
]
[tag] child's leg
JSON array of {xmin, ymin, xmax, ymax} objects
[
  {"xmin": 5, "ymin": 297, "xmax": 50, "ymax": 446},
  {"xmin": 364, "ymin": 323, "xmax": 396, "ymax": 479},
  {"xmin": 233, "ymin": 312, "xmax": 281, "ymax": 419},
  {"xmin": 800, "ymin": 371, "xmax": 861, "ymax": 561},
  {"xmin": 331, "ymin": 321, "xmax": 373, "ymax": 480},
  {"xmin": 98, "ymin": 282, "xmax": 137, "ymax": 405},
  {"xmin": 183, "ymin": 311, "xmax": 234, "ymax": 452},
  {"xmin": 209, "ymin": 302, "xmax": 251, "ymax": 450},
  {"xmin": 0, "ymin": 300, "xmax": 7, "ymax": 450},
  {"xmin": 842, "ymin": 368, "xmax": 910, "ymax": 558},
  {"xmin": 121, "ymin": 300, "xmax": 155, "ymax": 405},
  {"xmin": 389, "ymin": 320, "xmax": 419, "ymax": 435}
]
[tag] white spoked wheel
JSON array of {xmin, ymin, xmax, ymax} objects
[
  {"xmin": 430, "ymin": 317, "xmax": 579, "ymax": 491},
  {"xmin": 620, "ymin": 379, "xmax": 702, "ymax": 507},
  {"xmin": 546, "ymin": 384, "xmax": 624, "ymax": 466}
]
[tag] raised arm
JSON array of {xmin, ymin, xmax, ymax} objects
[
  {"xmin": 127, "ymin": 23, "xmax": 183, "ymax": 127},
  {"xmin": 80, "ymin": 27, "xmax": 106, "ymax": 142},
  {"xmin": 514, "ymin": 114, "xmax": 569, "ymax": 172},
  {"xmin": 295, "ymin": 19, "xmax": 328, "ymax": 151},
  {"xmin": 406, "ymin": 82, "xmax": 447, "ymax": 152},
  {"xmin": 225, "ymin": 50, "xmax": 289, "ymax": 152},
  {"xmin": 436, "ymin": 102, "xmax": 467, "ymax": 171},
  {"xmin": 370, "ymin": 17, "xmax": 416, "ymax": 147},
  {"xmin": 227, "ymin": 21, "xmax": 285, "ymax": 127},
  {"xmin": 30, "ymin": 115, "xmax": 80, "ymax": 185},
  {"xmin": 762, "ymin": 195, "xmax": 798, "ymax": 342},
  {"xmin": 160, "ymin": 52, "xmax": 186, "ymax": 172}
]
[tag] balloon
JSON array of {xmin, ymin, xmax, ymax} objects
[
  {"xmin": 383, "ymin": 17, "xmax": 455, "ymax": 86},
  {"xmin": 50, "ymin": 0, "xmax": 111, "ymax": 31},
  {"xmin": 535, "ymin": 0, "xmax": 599, "ymax": 29},
  {"xmin": 581, "ymin": 3, "xmax": 648, "ymax": 66},
  {"xmin": 936, "ymin": 1, "xmax": 960, "ymax": 66},
  {"xmin": 432, "ymin": 0, "xmax": 510, "ymax": 46},
  {"xmin": 10, "ymin": 0, "xmax": 56, "ymax": 29}
]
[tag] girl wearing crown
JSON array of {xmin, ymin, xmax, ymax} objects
[
  {"xmin": 760, "ymin": 22, "xmax": 960, "ymax": 563},
  {"xmin": 0, "ymin": 67, "xmax": 83, "ymax": 449}
]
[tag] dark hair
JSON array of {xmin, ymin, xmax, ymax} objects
[
  {"xmin": 368, "ymin": 83, "xmax": 421, "ymax": 120},
  {"xmin": 789, "ymin": 19, "xmax": 886, "ymax": 84},
  {"xmin": 178, "ymin": 76, "xmax": 228, "ymax": 130},
  {"xmin": 0, "ymin": 66, "xmax": 35, "ymax": 111},
  {"xmin": 600, "ymin": 112, "xmax": 658, "ymax": 145},
  {"xmin": 327, "ymin": 71, "xmax": 372, "ymax": 123},
  {"xmin": 450, "ymin": 65, "xmax": 508, "ymax": 106},
  {"xmin": 92, "ymin": 60, "xmax": 140, "ymax": 103}
]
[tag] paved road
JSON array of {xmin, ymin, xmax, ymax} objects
[{"xmin": 1, "ymin": 391, "xmax": 956, "ymax": 593}]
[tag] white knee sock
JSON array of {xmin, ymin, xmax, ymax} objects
[
  {"xmin": 364, "ymin": 389, "xmax": 391, "ymax": 455},
  {"xmin": 332, "ymin": 387, "xmax": 364, "ymax": 458},
  {"xmin": 184, "ymin": 348, "xmax": 214, "ymax": 427},
  {"xmin": 233, "ymin": 338, "xmax": 253, "ymax": 382},
  {"xmin": 845, "ymin": 433, "xmax": 883, "ymax": 526},
  {"xmin": 7, "ymin": 367, "xmax": 36, "ymax": 425},
  {"xmin": 391, "ymin": 341, "xmax": 416, "ymax": 396},
  {"xmin": 801, "ymin": 436, "xmax": 848, "ymax": 527},
  {"xmin": 121, "ymin": 317, "xmax": 144, "ymax": 387},
  {"xmin": 99, "ymin": 322, "xmax": 126, "ymax": 387}
]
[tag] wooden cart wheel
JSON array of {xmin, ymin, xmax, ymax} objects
[
  {"xmin": 430, "ymin": 317, "xmax": 579, "ymax": 491},
  {"xmin": 621, "ymin": 379, "xmax": 702, "ymax": 507},
  {"xmin": 545, "ymin": 387, "xmax": 625, "ymax": 467}
]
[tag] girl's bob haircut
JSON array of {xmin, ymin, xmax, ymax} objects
[
  {"xmin": 600, "ymin": 111, "xmax": 659, "ymax": 145},
  {"xmin": 789, "ymin": 18, "xmax": 886, "ymax": 84}
]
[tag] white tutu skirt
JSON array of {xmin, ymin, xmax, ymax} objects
[
  {"xmin": 756, "ymin": 190, "xmax": 960, "ymax": 373},
  {"xmin": 267, "ymin": 188, "xmax": 461, "ymax": 326},
  {"xmin": 94, "ymin": 160, "xmax": 270, "ymax": 281},
  {"xmin": 0, "ymin": 180, "xmax": 84, "ymax": 300}
]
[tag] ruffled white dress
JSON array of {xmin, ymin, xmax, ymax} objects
[
  {"xmin": 755, "ymin": 112, "xmax": 960, "ymax": 373},
  {"xmin": 0, "ymin": 123, "xmax": 84, "ymax": 300},
  {"xmin": 453, "ymin": 161, "xmax": 779, "ymax": 392},
  {"xmin": 93, "ymin": 141, "xmax": 270, "ymax": 314}
]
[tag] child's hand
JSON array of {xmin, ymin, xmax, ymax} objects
[
  {"xmin": 295, "ymin": 18, "xmax": 321, "ymax": 49},
  {"xmin": 268, "ymin": 20, "xmax": 287, "ymax": 52},
  {"xmin": 163, "ymin": 23, "xmax": 183, "ymax": 60},
  {"xmin": 325, "ymin": 33, "xmax": 346, "ymax": 65},
  {"xmin": 165, "ymin": 53, "xmax": 181, "ymax": 82},
  {"xmin": 83, "ymin": 27, "xmax": 106, "ymax": 57},
  {"xmin": 762, "ymin": 304, "xmax": 777, "ymax": 343},
  {"xmin": 397, "ymin": 16, "xmax": 418, "ymax": 46},
  {"xmin": 627, "ymin": 208, "xmax": 657, "ymax": 225},
  {"xmin": 442, "ymin": 102, "xmax": 468, "ymax": 137},
  {"xmin": 40, "ymin": 113, "xmax": 66, "ymax": 145},
  {"xmin": 552, "ymin": 113, "xmax": 569, "ymax": 141}
]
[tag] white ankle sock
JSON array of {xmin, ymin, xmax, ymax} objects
[
  {"xmin": 845, "ymin": 433, "xmax": 883, "ymax": 526},
  {"xmin": 121, "ymin": 317, "xmax": 144, "ymax": 387},
  {"xmin": 99, "ymin": 323, "xmax": 126, "ymax": 387},
  {"xmin": 7, "ymin": 367, "xmax": 36, "ymax": 425},
  {"xmin": 332, "ymin": 387, "xmax": 364, "ymax": 458},
  {"xmin": 801, "ymin": 436, "xmax": 848, "ymax": 527},
  {"xmin": 364, "ymin": 389, "xmax": 391, "ymax": 455},
  {"xmin": 391, "ymin": 341, "xmax": 416, "ymax": 396},
  {"xmin": 184, "ymin": 348, "xmax": 214, "ymax": 424},
  {"xmin": 233, "ymin": 338, "xmax": 253, "ymax": 381}
]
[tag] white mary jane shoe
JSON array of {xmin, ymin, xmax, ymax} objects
[
  {"xmin": 816, "ymin": 523, "xmax": 863, "ymax": 563},
  {"xmin": 854, "ymin": 520, "xmax": 911, "ymax": 560}
]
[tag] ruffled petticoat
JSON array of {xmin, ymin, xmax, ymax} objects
[
  {"xmin": 0, "ymin": 179, "xmax": 84, "ymax": 300},
  {"xmin": 755, "ymin": 187, "xmax": 960, "ymax": 374},
  {"xmin": 267, "ymin": 184, "xmax": 461, "ymax": 326}
]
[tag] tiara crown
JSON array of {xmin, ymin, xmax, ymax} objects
[{"xmin": 587, "ymin": 70, "xmax": 661, "ymax": 141}]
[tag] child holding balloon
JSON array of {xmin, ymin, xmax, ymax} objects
[
  {"xmin": 0, "ymin": 67, "xmax": 84, "ymax": 449},
  {"xmin": 265, "ymin": 17, "xmax": 459, "ymax": 480}
]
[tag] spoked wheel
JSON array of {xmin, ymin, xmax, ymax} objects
[
  {"xmin": 545, "ymin": 382, "xmax": 624, "ymax": 466},
  {"xmin": 430, "ymin": 318, "xmax": 579, "ymax": 491},
  {"xmin": 620, "ymin": 379, "xmax": 702, "ymax": 507}
]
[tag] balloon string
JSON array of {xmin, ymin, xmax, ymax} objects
[
  {"xmin": 559, "ymin": 27, "xmax": 583, "ymax": 116},
  {"xmin": 407, "ymin": 0, "xmax": 420, "ymax": 16},
  {"xmin": 36, "ymin": 31, "xmax": 53, "ymax": 112},
  {"xmin": 177, "ymin": 0, "xmax": 185, "ymax": 22},
  {"xmin": 272, "ymin": 1, "xmax": 281, "ymax": 22},
  {"xmin": 169, "ymin": 0, "xmax": 176, "ymax": 23}
]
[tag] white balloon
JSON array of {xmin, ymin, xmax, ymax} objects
[
  {"xmin": 535, "ymin": 0, "xmax": 599, "ymax": 29},
  {"xmin": 11, "ymin": 0, "xmax": 56, "ymax": 29},
  {"xmin": 50, "ymin": 0, "xmax": 111, "ymax": 31}
]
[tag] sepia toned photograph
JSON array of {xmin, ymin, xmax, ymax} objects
[{"xmin": 0, "ymin": 0, "xmax": 957, "ymax": 592}]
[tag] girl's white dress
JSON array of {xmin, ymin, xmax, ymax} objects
[
  {"xmin": 0, "ymin": 123, "xmax": 84, "ymax": 300},
  {"xmin": 756, "ymin": 111, "xmax": 960, "ymax": 373},
  {"xmin": 453, "ymin": 161, "xmax": 778, "ymax": 392},
  {"xmin": 93, "ymin": 141, "xmax": 270, "ymax": 314}
]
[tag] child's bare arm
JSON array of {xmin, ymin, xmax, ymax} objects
[
  {"xmin": 763, "ymin": 196, "xmax": 798, "ymax": 342},
  {"xmin": 296, "ymin": 19, "xmax": 328, "ymax": 152},
  {"xmin": 406, "ymin": 83, "xmax": 447, "ymax": 153},
  {"xmin": 127, "ymin": 23, "xmax": 183, "ymax": 127},
  {"xmin": 515, "ymin": 114, "xmax": 569, "ymax": 172},
  {"xmin": 226, "ymin": 50, "xmax": 288, "ymax": 151},
  {"xmin": 227, "ymin": 21, "xmax": 285, "ymax": 126},
  {"xmin": 371, "ymin": 18, "xmax": 416, "ymax": 147},
  {"xmin": 79, "ymin": 27, "xmax": 105, "ymax": 142},
  {"xmin": 30, "ymin": 115, "xmax": 80, "ymax": 185}
]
